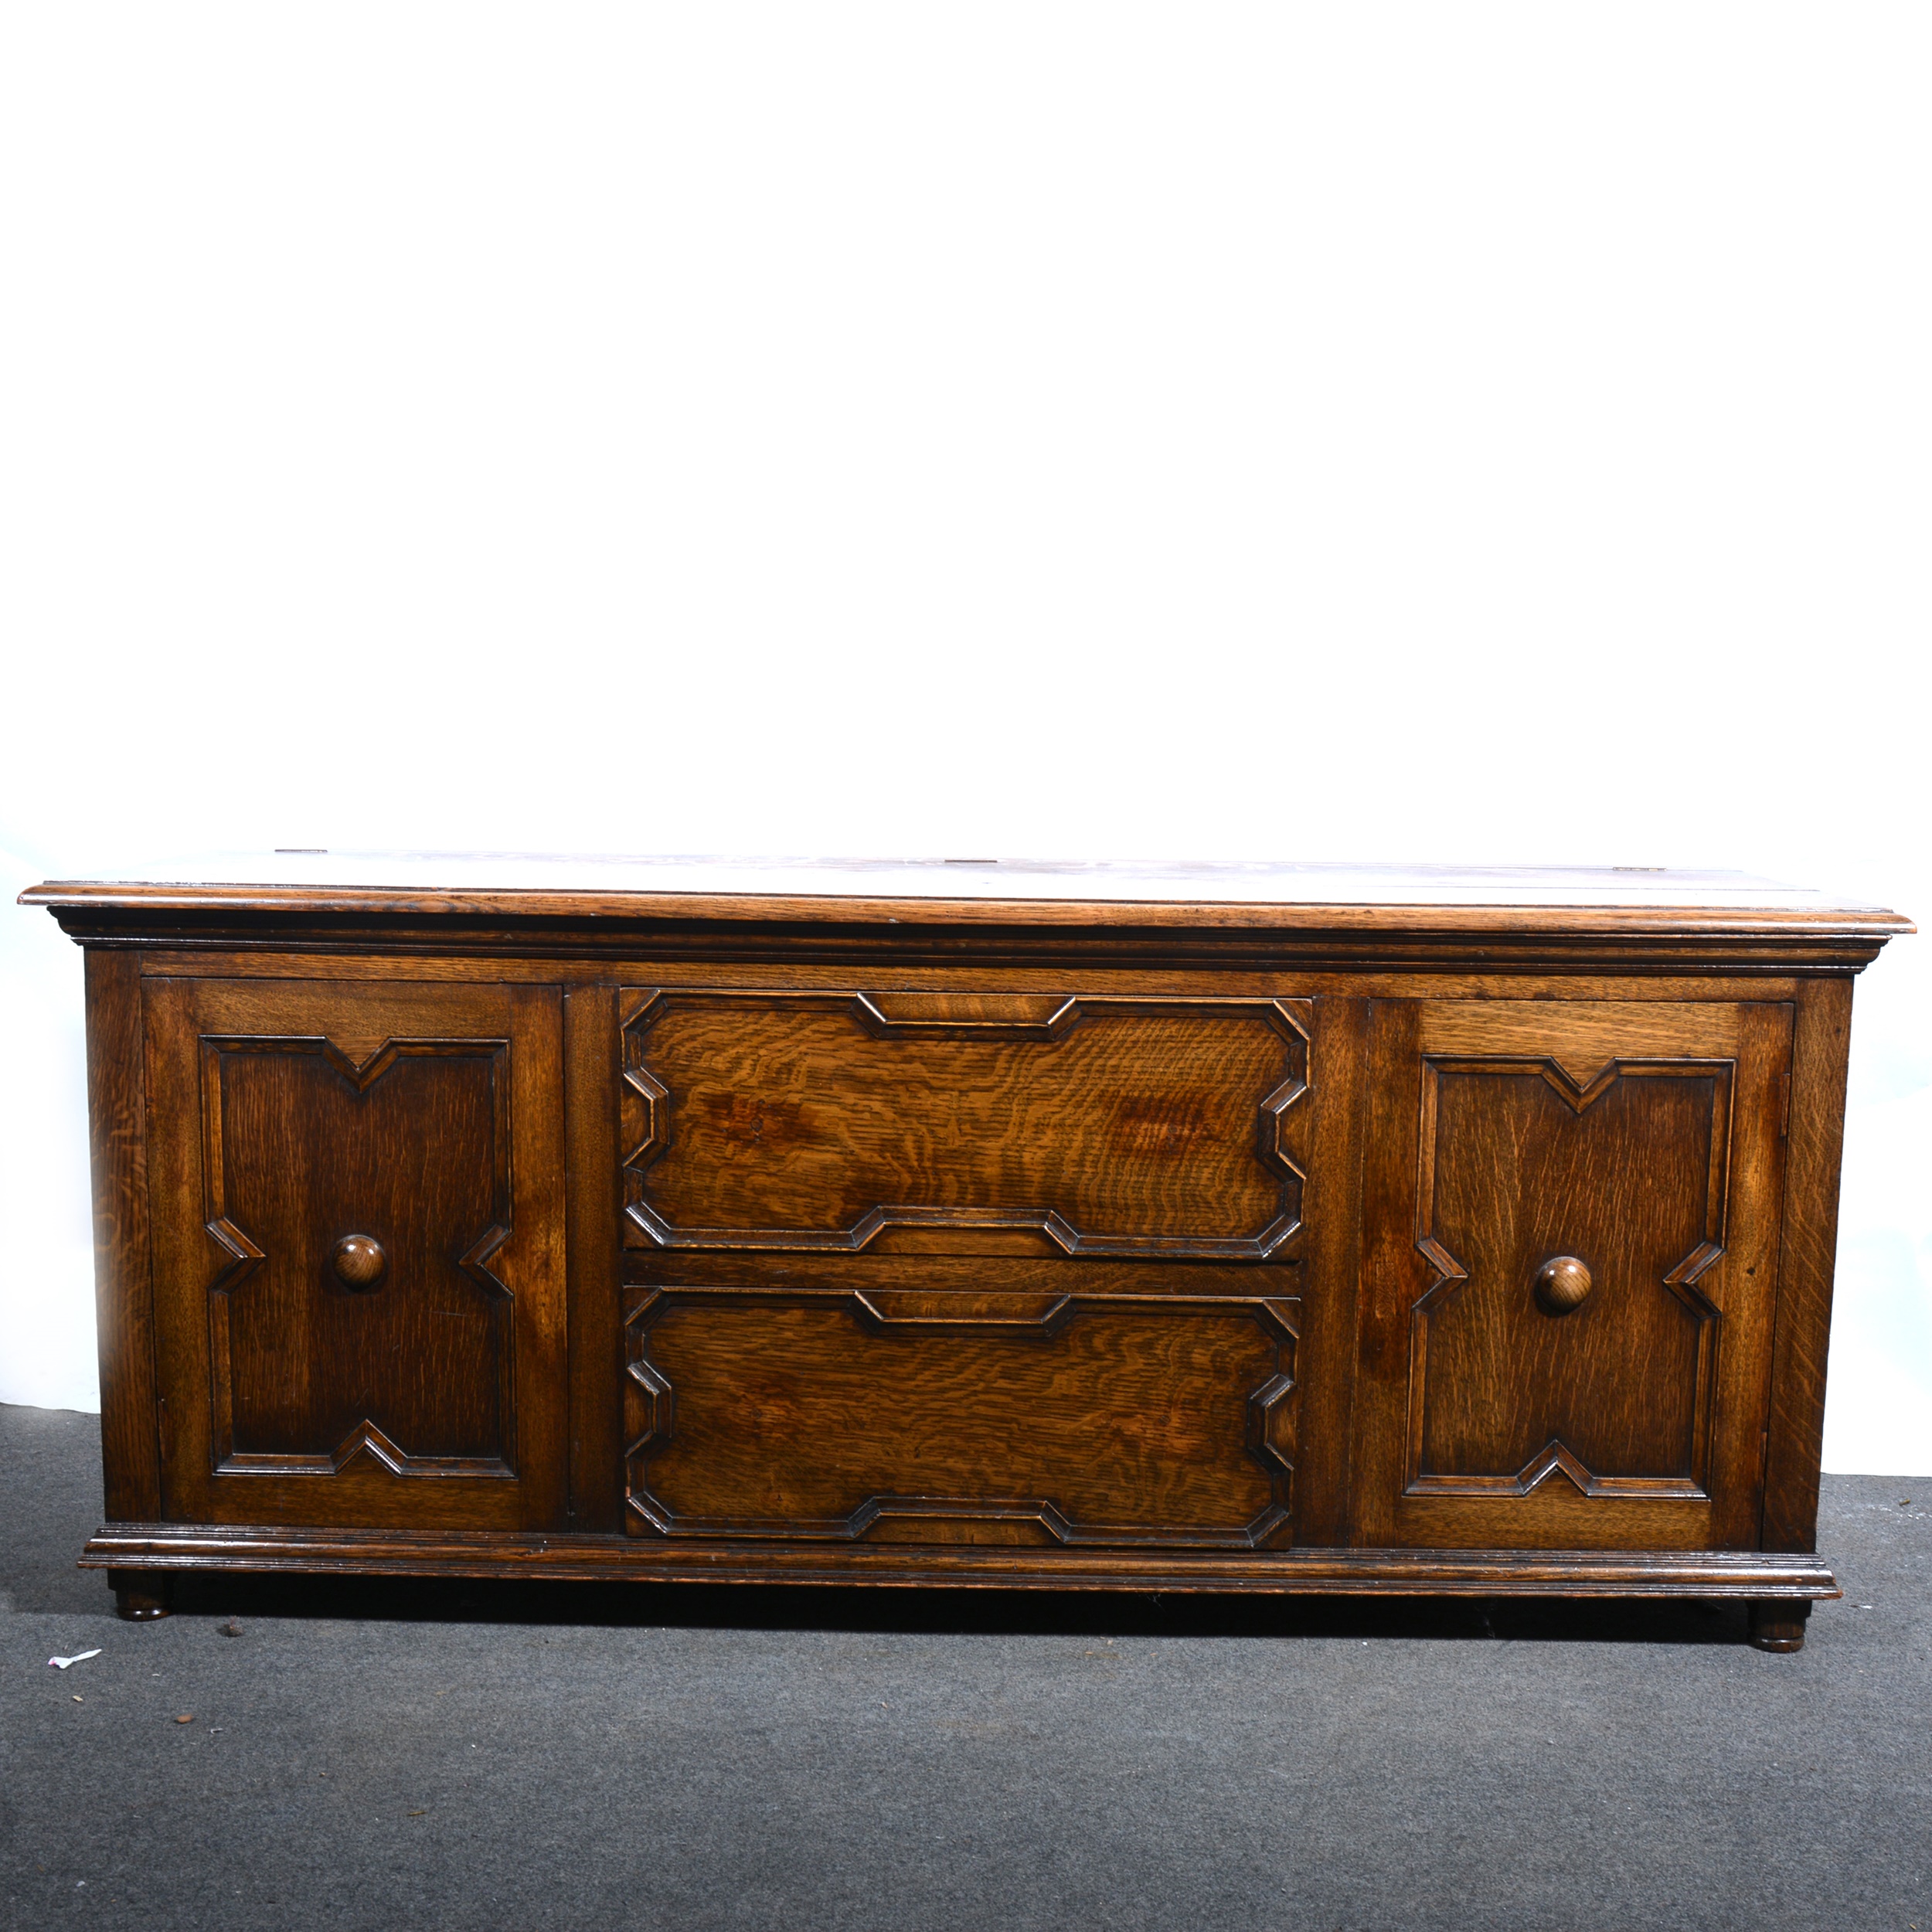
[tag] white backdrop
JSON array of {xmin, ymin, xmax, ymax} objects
[{"xmin": 2, "ymin": 4, "xmax": 1927, "ymax": 1470}]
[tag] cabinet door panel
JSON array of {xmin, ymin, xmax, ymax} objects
[
  {"xmin": 144, "ymin": 978, "xmax": 566, "ymax": 1530},
  {"xmin": 1355, "ymin": 1000, "xmax": 1791, "ymax": 1551},
  {"xmin": 1416, "ymin": 1056, "xmax": 1727, "ymax": 1493}
]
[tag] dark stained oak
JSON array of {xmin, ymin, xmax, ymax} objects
[
  {"xmin": 1291, "ymin": 995, "xmax": 1372, "ymax": 1549},
  {"xmin": 139, "ymin": 977, "xmax": 567, "ymax": 1531},
  {"xmin": 1747, "ymin": 1600, "xmax": 1813, "ymax": 1651},
  {"xmin": 78, "ymin": 952, "xmax": 1846, "ymax": 1003},
  {"xmin": 199, "ymin": 1040, "xmax": 509, "ymax": 1466},
  {"xmin": 1761, "ymin": 979, "xmax": 1855, "ymax": 1556},
  {"xmin": 107, "ymin": 1568, "xmax": 172, "ymax": 1621},
  {"xmin": 78, "ymin": 1522, "xmax": 1842, "ymax": 1600},
  {"xmin": 1353, "ymin": 999, "xmax": 1797, "ymax": 1557},
  {"xmin": 22, "ymin": 862, "xmax": 1910, "ymax": 1648},
  {"xmin": 1413, "ymin": 1054, "xmax": 1730, "ymax": 1492},
  {"xmin": 83, "ymin": 950, "xmax": 162, "ymax": 1523},
  {"xmin": 1533, "ymin": 1257, "xmax": 1594, "ymax": 1315},
  {"xmin": 329, "ymin": 1234, "xmax": 388, "ymax": 1290},
  {"xmin": 624, "ymin": 1251, "xmax": 1294, "ymax": 1297},
  {"xmin": 563, "ymin": 983, "xmax": 626, "ymax": 1533}
]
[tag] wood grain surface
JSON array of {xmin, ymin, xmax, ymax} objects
[
  {"xmin": 83, "ymin": 950, "xmax": 162, "ymax": 1521},
  {"xmin": 1353, "ymin": 1000, "xmax": 1794, "ymax": 1552},
  {"xmin": 622, "ymin": 992, "xmax": 1308, "ymax": 1257},
  {"xmin": 563, "ymin": 983, "xmax": 625, "ymax": 1532},
  {"xmin": 111, "ymin": 953, "xmax": 1828, "ymax": 1001},
  {"xmin": 140, "ymin": 977, "xmax": 567, "ymax": 1531},
  {"xmin": 1761, "ymin": 978, "xmax": 1855, "ymax": 1553},
  {"xmin": 1413, "ymin": 1056, "xmax": 1730, "ymax": 1492},
  {"xmin": 624, "ymin": 1290, "xmax": 1294, "ymax": 1547},
  {"xmin": 31, "ymin": 864, "xmax": 1904, "ymax": 1623},
  {"xmin": 77, "ymin": 1521, "xmax": 1842, "ymax": 1600},
  {"xmin": 203, "ymin": 1042, "xmax": 509, "ymax": 1468},
  {"xmin": 18, "ymin": 855, "xmax": 1912, "ymax": 927}
]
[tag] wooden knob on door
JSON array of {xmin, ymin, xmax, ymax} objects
[
  {"xmin": 331, "ymin": 1234, "xmax": 388, "ymax": 1290},
  {"xmin": 1534, "ymin": 1255, "xmax": 1593, "ymax": 1315}
]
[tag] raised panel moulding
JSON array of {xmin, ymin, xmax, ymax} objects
[
  {"xmin": 1408, "ymin": 1055, "xmax": 1732, "ymax": 1498},
  {"xmin": 199, "ymin": 1035, "xmax": 519, "ymax": 1476},
  {"xmin": 622, "ymin": 1289, "xmax": 1298, "ymax": 1548},
  {"xmin": 621, "ymin": 992, "xmax": 1310, "ymax": 1258}
]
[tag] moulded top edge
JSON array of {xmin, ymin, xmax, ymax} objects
[{"xmin": 15, "ymin": 856, "xmax": 1915, "ymax": 941}]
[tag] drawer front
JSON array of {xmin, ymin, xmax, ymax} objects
[
  {"xmin": 624, "ymin": 1287, "xmax": 1296, "ymax": 1548},
  {"xmin": 1355, "ymin": 999, "xmax": 1792, "ymax": 1551},
  {"xmin": 620, "ymin": 989, "xmax": 1310, "ymax": 1259},
  {"xmin": 143, "ymin": 977, "xmax": 566, "ymax": 1530}
]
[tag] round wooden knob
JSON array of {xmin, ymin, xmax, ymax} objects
[
  {"xmin": 330, "ymin": 1234, "xmax": 388, "ymax": 1291},
  {"xmin": 1534, "ymin": 1255, "xmax": 1593, "ymax": 1315}
]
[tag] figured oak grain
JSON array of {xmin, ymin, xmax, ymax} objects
[
  {"xmin": 622, "ymin": 992, "xmax": 1308, "ymax": 1257},
  {"xmin": 624, "ymin": 1291, "xmax": 1294, "ymax": 1547}
]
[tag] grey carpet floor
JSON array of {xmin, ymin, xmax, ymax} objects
[{"xmin": 2, "ymin": 1403, "xmax": 1927, "ymax": 1932}]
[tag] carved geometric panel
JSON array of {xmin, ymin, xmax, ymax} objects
[
  {"xmin": 201, "ymin": 1036, "xmax": 515, "ymax": 1477},
  {"xmin": 621, "ymin": 992, "xmax": 1309, "ymax": 1259},
  {"xmin": 1409, "ymin": 1056, "xmax": 1732, "ymax": 1498},
  {"xmin": 624, "ymin": 1289, "xmax": 1297, "ymax": 1546}
]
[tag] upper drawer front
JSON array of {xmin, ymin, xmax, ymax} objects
[{"xmin": 621, "ymin": 990, "xmax": 1310, "ymax": 1259}]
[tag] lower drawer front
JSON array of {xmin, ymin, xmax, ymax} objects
[{"xmin": 624, "ymin": 1290, "xmax": 1296, "ymax": 1549}]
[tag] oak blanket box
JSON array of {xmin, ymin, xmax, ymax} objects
[{"xmin": 22, "ymin": 858, "xmax": 1911, "ymax": 1650}]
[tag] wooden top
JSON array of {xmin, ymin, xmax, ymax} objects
[{"xmin": 17, "ymin": 852, "xmax": 1913, "ymax": 940}]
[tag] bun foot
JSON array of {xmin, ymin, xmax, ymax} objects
[
  {"xmin": 1747, "ymin": 1600, "xmax": 1811, "ymax": 1652},
  {"xmin": 109, "ymin": 1568, "xmax": 172, "ymax": 1621}
]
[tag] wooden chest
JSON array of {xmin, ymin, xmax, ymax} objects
[{"xmin": 26, "ymin": 858, "xmax": 1910, "ymax": 1650}]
